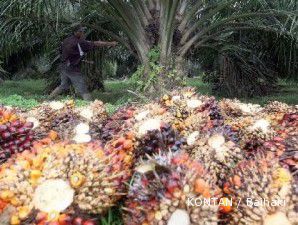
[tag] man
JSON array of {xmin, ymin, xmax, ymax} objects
[{"xmin": 50, "ymin": 26, "xmax": 117, "ymax": 100}]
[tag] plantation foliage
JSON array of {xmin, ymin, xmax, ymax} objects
[{"xmin": 0, "ymin": 0, "xmax": 297, "ymax": 97}]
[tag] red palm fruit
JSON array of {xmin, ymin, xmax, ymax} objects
[
  {"xmin": 11, "ymin": 120, "xmax": 21, "ymax": 127},
  {"xmin": 17, "ymin": 127, "xmax": 26, "ymax": 134},
  {"xmin": 0, "ymin": 124, "xmax": 7, "ymax": 132},
  {"xmin": 36, "ymin": 212, "xmax": 48, "ymax": 222},
  {"xmin": 24, "ymin": 122, "xmax": 34, "ymax": 128},
  {"xmin": 8, "ymin": 126, "xmax": 17, "ymax": 134},
  {"xmin": 22, "ymin": 141, "xmax": 31, "ymax": 149},
  {"xmin": 83, "ymin": 219, "xmax": 97, "ymax": 225},
  {"xmin": 1, "ymin": 132, "xmax": 11, "ymax": 139},
  {"xmin": 73, "ymin": 217, "xmax": 84, "ymax": 225},
  {"xmin": 117, "ymin": 137, "xmax": 126, "ymax": 145},
  {"xmin": 36, "ymin": 220, "xmax": 46, "ymax": 225},
  {"xmin": 58, "ymin": 214, "xmax": 72, "ymax": 225},
  {"xmin": 48, "ymin": 222, "xmax": 60, "ymax": 225}
]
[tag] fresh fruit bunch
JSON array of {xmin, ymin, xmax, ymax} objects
[
  {"xmin": 263, "ymin": 101, "xmax": 294, "ymax": 114},
  {"xmin": 25, "ymin": 101, "xmax": 78, "ymax": 140},
  {"xmin": 26, "ymin": 100, "xmax": 107, "ymax": 142},
  {"xmin": 136, "ymin": 122, "xmax": 186, "ymax": 159},
  {"xmin": 101, "ymin": 105, "xmax": 136, "ymax": 142},
  {"xmin": 0, "ymin": 107, "xmax": 34, "ymax": 164},
  {"xmin": 160, "ymin": 89, "xmax": 222, "ymax": 137},
  {"xmin": 224, "ymin": 157, "xmax": 297, "ymax": 225},
  {"xmin": 189, "ymin": 133, "xmax": 244, "ymax": 186},
  {"xmin": 237, "ymin": 118, "xmax": 276, "ymax": 154},
  {"xmin": 199, "ymin": 96, "xmax": 224, "ymax": 127},
  {"xmin": 132, "ymin": 104, "xmax": 173, "ymax": 138},
  {"xmin": 160, "ymin": 88, "xmax": 205, "ymax": 126},
  {"xmin": 76, "ymin": 100, "xmax": 108, "ymax": 139},
  {"xmin": 0, "ymin": 138, "xmax": 134, "ymax": 225},
  {"xmin": 280, "ymin": 135, "xmax": 298, "ymax": 181},
  {"xmin": 219, "ymin": 99, "xmax": 262, "ymax": 118},
  {"xmin": 279, "ymin": 113, "xmax": 298, "ymax": 136},
  {"xmin": 124, "ymin": 152, "xmax": 221, "ymax": 225}
]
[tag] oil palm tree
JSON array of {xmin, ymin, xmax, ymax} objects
[
  {"xmin": 0, "ymin": 0, "xmax": 297, "ymax": 96},
  {"xmin": 90, "ymin": 0, "xmax": 297, "ymax": 94}
]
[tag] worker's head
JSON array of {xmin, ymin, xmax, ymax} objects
[{"xmin": 73, "ymin": 25, "xmax": 87, "ymax": 39}]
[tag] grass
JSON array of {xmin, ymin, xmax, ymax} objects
[{"xmin": 0, "ymin": 78, "xmax": 297, "ymax": 110}]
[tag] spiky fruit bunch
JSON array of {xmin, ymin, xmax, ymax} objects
[
  {"xmin": 0, "ymin": 137, "xmax": 134, "ymax": 225},
  {"xmin": 280, "ymin": 135, "xmax": 298, "ymax": 181},
  {"xmin": 279, "ymin": 113, "xmax": 298, "ymax": 135},
  {"xmin": 0, "ymin": 107, "xmax": 34, "ymax": 164},
  {"xmin": 124, "ymin": 152, "xmax": 221, "ymax": 225},
  {"xmin": 219, "ymin": 99, "xmax": 262, "ymax": 118},
  {"xmin": 225, "ymin": 158, "xmax": 297, "ymax": 225},
  {"xmin": 237, "ymin": 118, "xmax": 276, "ymax": 153},
  {"xmin": 25, "ymin": 101, "xmax": 78, "ymax": 140},
  {"xmin": 76, "ymin": 100, "xmax": 108, "ymax": 139},
  {"xmin": 136, "ymin": 123, "xmax": 186, "ymax": 159},
  {"xmin": 189, "ymin": 133, "xmax": 243, "ymax": 186},
  {"xmin": 101, "ymin": 105, "xmax": 136, "ymax": 142},
  {"xmin": 26, "ymin": 100, "xmax": 107, "ymax": 142},
  {"xmin": 160, "ymin": 89, "xmax": 223, "ymax": 138},
  {"xmin": 263, "ymin": 101, "xmax": 294, "ymax": 114}
]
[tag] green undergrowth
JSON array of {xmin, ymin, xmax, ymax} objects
[{"xmin": 0, "ymin": 78, "xmax": 297, "ymax": 112}]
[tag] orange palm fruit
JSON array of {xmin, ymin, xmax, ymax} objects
[
  {"xmin": 10, "ymin": 215, "xmax": 21, "ymax": 225},
  {"xmin": 125, "ymin": 131, "xmax": 134, "ymax": 140},
  {"xmin": 10, "ymin": 197, "xmax": 21, "ymax": 206},
  {"xmin": 70, "ymin": 172, "xmax": 85, "ymax": 188},
  {"xmin": 47, "ymin": 211, "xmax": 60, "ymax": 222},
  {"xmin": 58, "ymin": 214, "xmax": 72, "ymax": 225},
  {"xmin": 18, "ymin": 206, "xmax": 30, "ymax": 220},
  {"xmin": 0, "ymin": 190, "xmax": 14, "ymax": 201},
  {"xmin": 194, "ymin": 179, "xmax": 207, "ymax": 194},
  {"xmin": 36, "ymin": 212, "xmax": 48, "ymax": 222},
  {"xmin": 233, "ymin": 175, "xmax": 241, "ymax": 187},
  {"xmin": 30, "ymin": 170, "xmax": 42, "ymax": 180},
  {"xmin": 123, "ymin": 140, "xmax": 133, "ymax": 150},
  {"xmin": 219, "ymin": 197, "xmax": 233, "ymax": 213},
  {"xmin": 48, "ymin": 130, "xmax": 58, "ymax": 141}
]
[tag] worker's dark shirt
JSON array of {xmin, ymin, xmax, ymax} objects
[{"xmin": 60, "ymin": 35, "xmax": 95, "ymax": 72}]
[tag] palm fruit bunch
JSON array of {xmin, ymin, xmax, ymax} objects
[
  {"xmin": 278, "ymin": 113, "xmax": 298, "ymax": 180},
  {"xmin": 124, "ymin": 152, "xmax": 221, "ymax": 225},
  {"xmin": 136, "ymin": 122, "xmax": 186, "ymax": 159},
  {"xmin": 160, "ymin": 88, "xmax": 221, "ymax": 137},
  {"xmin": 263, "ymin": 101, "xmax": 294, "ymax": 114},
  {"xmin": 279, "ymin": 113, "xmax": 298, "ymax": 135},
  {"xmin": 224, "ymin": 157, "xmax": 297, "ymax": 225},
  {"xmin": 260, "ymin": 101, "xmax": 297, "ymax": 129},
  {"xmin": 0, "ymin": 137, "xmax": 134, "ymax": 225},
  {"xmin": 0, "ymin": 107, "xmax": 34, "ymax": 164},
  {"xmin": 232, "ymin": 118, "xmax": 276, "ymax": 155},
  {"xmin": 101, "ymin": 105, "xmax": 136, "ymax": 142},
  {"xmin": 132, "ymin": 102, "xmax": 178, "ymax": 138},
  {"xmin": 25, "ymin": 100, "xmax": 78, "ymax": 140},
  {"xmin": 188, "ymin": 131, "xmax": 244, "ymax": 186},
  {"xmin": 26, "ymin": 100, "xmax": 107, "ymax": 143},
  {"xmin": 280, "ymin": 135, "xmax": 298, "ymax": 181},
  {"xmin": 219, "ymin": 99, "xmax": 262, "ymax": 118},
  {"xmin": 75, "ymin": 100, "xmax": 108, "ymax": 139}
]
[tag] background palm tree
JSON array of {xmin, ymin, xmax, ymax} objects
[{"xmin": 0, "ymin": 0, "xmax": 297, "ymax": 97}]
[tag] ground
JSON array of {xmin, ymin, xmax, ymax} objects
[{"xmin": 0, "ymin": 78, "xmax": 297, "ymax": 111}]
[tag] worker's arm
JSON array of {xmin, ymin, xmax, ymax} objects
[{"xmin": 93, "ymin": 41, "xmax": 118, "ymax": 47}]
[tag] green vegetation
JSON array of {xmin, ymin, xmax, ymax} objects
[
  {"xmin": 1, "ymin": 0, "xmax": 297, "ymax": 97},
  {"xmin": 1, "ymin": 79, "xmax": 297, "ymax": 111}
]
